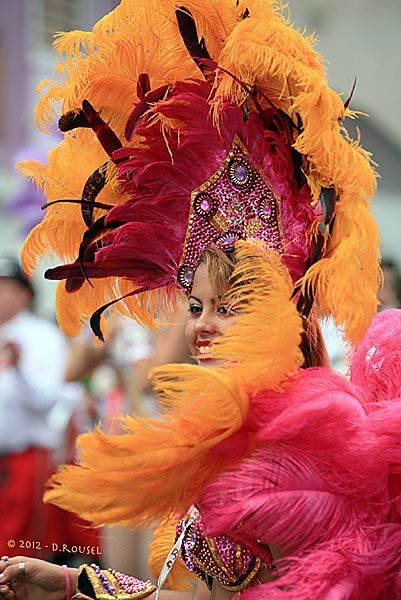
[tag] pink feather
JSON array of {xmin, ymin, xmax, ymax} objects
[
  {"xmin": 240, "ymin": 526, "xmax": 401, "ymax": 600},
  {"xmin": 199, "ymin": 446, "xmax": 368, "ymax": 554},
  {"xmin": 351, "ymin": 309, "xmax": 401, "ymax": 404},
  {"xmin": 248, "ymin": 369, "xmax": 391, "ymax": 496}
]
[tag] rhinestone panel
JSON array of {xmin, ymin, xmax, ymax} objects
[{"xmin": 178, "ymin": 136, "xmax": 284, "ymax": 289}]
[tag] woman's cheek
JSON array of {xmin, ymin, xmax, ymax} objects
[{"xmin": 218, "ymin": 315, "xmax": 235, "ymax": 335}]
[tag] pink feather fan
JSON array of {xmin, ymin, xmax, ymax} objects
[
  {"xmin": 199, "ymin": 446, "xmax": 401, "ymax": 599},
  {"xmin": 199, "ymin": 446, "xmax": 371, "ymax": 555}
]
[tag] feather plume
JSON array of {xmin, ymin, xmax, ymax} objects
[
  {"xmin": 18, "ymin": 132, "xmax": 117, "ymax": 271},
  {"xmin": 44, "ymin": 365, "xmax": 250, "ymax": 526},
  {"xmin": 212, "ymin": 3, "xmax": 379, "ymax": 344},
  {"xmin": 241, "ymin": 526, "xmax": 401, "ymax": 600},
  {"xmin": 247, "ymin": 369, "xmax": 394, "ymax": 498},
  {"xmin": 351, "ymin": 309, "xmax": 401, "ymax": 403},
  {"xmin": 300, "ymin": 200, "xmax": 380, "ymax": 344},
  {"xmin": 199, "ymin": 446, "xmax": 361, "ymax": 554},
  {"xmin": 149, "ymin": 515, "xmax": 197, "ymax": 590},
  {"xmin": 22, "ymin": 0, "xmax": 379, "ymax": 344},
  {"xmin": 211, "ymin": 240, "xmax": 303, "ymax": 393}
]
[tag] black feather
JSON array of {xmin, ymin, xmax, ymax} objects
[
  {"xmin": 90, "ymin": 287, "xmax": 146, "ymax": 342},
  {"xmin": 176, "ymin": 7, "xmax": 211, "ymax": 76},
  {"xmin": 41, "ymin": 198, "xmax": 113, "ymax": 211},
  {"xmin": 81, "ymin": 163, "xmax": 108, "ymax": 227},
  {"xmin": 78, "ymin": 216, "xmax": 120, "ymax": 286},
  {"xmin": 344, "ymin": 77, "xmax": 357, "ymax": 110},
  {"xmin": 58, "ymin": 109, "xmax": 90, "ymax": 132}
]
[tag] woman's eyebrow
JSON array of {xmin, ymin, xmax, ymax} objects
[{"xmin": 189, "ymin": 295, "xmax": 223, "ymax": 304}]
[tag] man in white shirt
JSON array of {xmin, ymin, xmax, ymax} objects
[{"xmin": 0, "ymin": 258, "xmax": 81, "ymax": 558}]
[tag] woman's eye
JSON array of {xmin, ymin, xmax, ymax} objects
[
  {"xmin": 217, "ymin": 305, "xmax": 229, "ymax": 315},
  {"xmin": 188, "ymin": 304, "xmax": 202, "ymax": 314}
]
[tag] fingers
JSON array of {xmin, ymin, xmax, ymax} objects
[
  {"xmin": 0, "ymin": 557, "xmax": 11, "ymax": 575},
  {"xmin": 0, "ymin": 559, "xmax": 15, "ymax": 599},
  {"xmin": 0, "ymin": 558, "xmax": 29, "ymax": 586},
  {"xmin": 0, "ymin": 586, "xmax": 15, "ymax": 599}
]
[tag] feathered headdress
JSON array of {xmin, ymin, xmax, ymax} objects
[{"xmin": 19, "ymin": 0, "xmax": 379, "ymax": 344}]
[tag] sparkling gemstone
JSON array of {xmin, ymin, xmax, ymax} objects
[
  {"xmin": 194, "ymin": 192, "xmax": 217, "ymax": 218},
  {"xmin": 234, "ymin": 163, "xmax": 248, "ymax": 182},
  {"xmin": 201, "ymin": 198, "xmax": 211, "ymax": 212},
  {"xmin": 184, "ymin": 270, "xmax": 193, "ymax": 283},
  {"xmin": 228, "ymin": 158, "xmax": 251, "ymax": 188},
  {"xmin": 219, "ymin": 234, "xmax": 236, "ymax": 249},
  {"xmin": 178, "ymin": 265, "xmax": 194, "ymax": 289},
  {"xmin": 263, "ymin": 203, "xmax": 272, "ymax": 216}
]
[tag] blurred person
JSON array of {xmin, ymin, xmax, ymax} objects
[
  {"xmin": 320, "ymin": 316, "xmax": 349, "ymax": 375},
  {"xmin": 322, "ymin": 259, "xmax": 401, "ymax": 374},
  {"xmin": 378, "ymin": 258, "xmax": 401, "ymax": 310},
  {"xmin": 0, "ymin": 258, "xmax": 83, "ymax": 560},
  {"xmin": 64, "ymin": 310, "xmax": 190, "ymax": 417},
  {"xmin": 65, "ymin": 318, "xmax": 156, "ymax": 421}
]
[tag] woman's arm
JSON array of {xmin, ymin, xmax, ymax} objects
[{"xmin": 64, "ymin": 338, "xmax": 107, "ymax": 382}]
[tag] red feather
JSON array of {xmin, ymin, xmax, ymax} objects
[{"xmin": 82, "ymin": 99, "xmax": 122, "ymax": 158}]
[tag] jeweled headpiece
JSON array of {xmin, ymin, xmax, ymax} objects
[
  {"xmin": 178, "ymin": 136, "xmax": 285, "ymax": 290},
  {"xmin": 19, "ymin": 0, "xmax": 379, "ymax": 344}
]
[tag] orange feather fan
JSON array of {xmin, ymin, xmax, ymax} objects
[{"xmin": 43, "ymin": 242, "xmax": 302, "ymax": 526}]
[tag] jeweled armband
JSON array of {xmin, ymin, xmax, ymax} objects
[{"xmin": 76, "ymin": 564, "xmax": 156, "ymax": 599}]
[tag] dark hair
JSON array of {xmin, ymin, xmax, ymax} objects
[
  {"xmin": 381, "ymin": 258, "xmax": 398, "ymax": 271},
  {"xmin": 199, "ymin": 246, "xmax": 328, "ymax": 369},
  {"xmin": 299, "ymin": 317, "xmax": 329, "ymax": 368},
  {"xmin": 0, "ymin": 257, "xmax": 35, "ymax": 298}
]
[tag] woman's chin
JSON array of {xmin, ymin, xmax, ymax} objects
[{"xmin": 196, "ymin": 356, "xmax": 220, "ymax": 368}]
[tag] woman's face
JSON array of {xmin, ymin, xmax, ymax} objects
[{"xmin": 185, "ymin": 262, "xmax": 235, "ymax": 367}]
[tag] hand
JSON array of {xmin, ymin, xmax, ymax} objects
[
  {"xmin": 0, "ymin": 342, "xmax": 20, "ymax": 368},
  {"xmin": 0, "ymin": 556, "xmax": 77, "ymax": 600}
]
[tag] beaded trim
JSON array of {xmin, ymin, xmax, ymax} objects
[
  {"xmin": 204, "ymin": 540, "xmax": 262, "ymax": 592},
  {"xmin": 178, "ymin": 507, "xmax": 265, "ymax": 593},
  {"xmin": 80, "ymin": 564, "xmax": 156, "ymax": 599}
]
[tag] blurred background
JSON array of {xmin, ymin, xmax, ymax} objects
[
  {"xmin": 0, "ymin": 0, "xmax": 400, "ymax": 314},
  {"xmin": 0, "ymin": 0, "xmax": 121, "ymax": 315},
  {"xmin": 0, "ymin": 0, "xmax": 400, "ymax": 574}
]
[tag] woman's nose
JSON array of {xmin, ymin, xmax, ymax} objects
[{"xmin": 194, "ymin": 309, "xmax": 218, "ymax": 335}]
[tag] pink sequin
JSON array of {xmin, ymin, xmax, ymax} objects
[
  {"xmin": 177, "ymin": 507, "xmax": 264, "ymax": 589},
  {"xmin": 109, "ymin": 569, "xmax": 153, "ymax": 594}
]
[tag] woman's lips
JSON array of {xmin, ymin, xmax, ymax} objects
[{"xmin": 196, "ymin": 340, "xmax": 213, "ymax": 358}]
